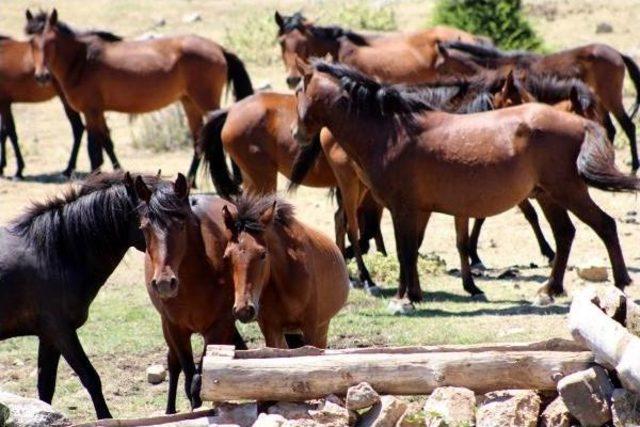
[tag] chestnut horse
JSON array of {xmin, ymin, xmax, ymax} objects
[
  {"xmin": 0, "ymin": 22, "xmax": 119, "ymax": 178},
  {"xmin": 221, "ymin": 194, "xmax": 349, "ymax": 348},
  {"xmin": 437, "ymin": 41, "xmax": 640, "ymax": 170},
  {"xmin": 275, "ymin": 11, "xmax": 489, "ymax": 88},
  {"xmin": 294, "ymin": 60, "xmax": 637, "ymax": 304},
  {"xmin": 197, "ymin": 92, "xmax": 386, "ymax": 291},
  {"xmin": 0, "ymin": 171, "xmax": 151, "ymax": 419},
  {"xmin": 132, "ymin": 173, "xmax": 246, "ymax": 414},
  {"xmin": 28, "ymin": 9, "xmax": 253, "ymax": 181}
]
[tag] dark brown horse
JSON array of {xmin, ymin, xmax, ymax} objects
[
  {"xmin": 221, "ymin": 194, "xmax": 349, "ymax": 348},
  {"xmin": 197, "ymin": 92, "xmax": 386, "ymax": 292},
  {"xmin": 0, "ymin": 20, "xmax": 117, "ymax": 178},
  {"xmin": 132, "ymin": 174, "xmax": 246, "ymax": 414},
  {"xmin": 28, "ymin": 9, "xmax": 253, "ymax": 182},
  {"xmin": 437, "ymin": 41, "xmax": 640, "ymax": 170},
  {"xmin": 294, "ymin": 60, "xmax": 637, "ymax": 304},
  {"xmin": 275, "ymin": 11, "xmax": 488, "ymax": 88},
  {"xmin": 0, "ymin": 171, "xmax": 150, "ymax": 419}
]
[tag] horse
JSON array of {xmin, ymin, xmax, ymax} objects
[
  {"xmin": 274, "ymin": 11, "xmax": 489, "ymax": 88},
  {"xmin": 0, "ymin": 24, "xmax": 98, "ymax": 178},
  {"xmin": 221, "ymin": 194, "xmax": 349, "ymax": 348},
  {"xmin": 436, "ymin": 41, "xmax": 640, "ymax": 171},
  {"xmin": 293, "ymin": 59, "xmax": 637, "ymax": 304},
  {"xmin": 197, "ymin": 92, "xmax": 386, "ymax": 292},
  {"xmin": 132, "ymin": 174, "xmax": 247, "ymax": 413},
  {"xmin": 0, "ymin": 171, "xmax": 152, "ymax": 419},
  {"xmin": 27, "ymin": 9, "xmax": 253, "ymax": 182}
]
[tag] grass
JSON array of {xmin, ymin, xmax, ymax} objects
[{"xmin": 0, "ymin": 0, "xmax": 639, "ymax": 423}]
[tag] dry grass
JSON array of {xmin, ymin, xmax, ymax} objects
[{"xmin": 0, "ymin": 0, "xmax": 639, "ymax": 422}]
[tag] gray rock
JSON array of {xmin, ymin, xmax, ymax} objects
[
  {"xmin": 386, "ymin": 299, "xmax": 414, "ymax": 315},
  {"xmin": 423, "ymin": 386, "xmax": 476, "ymax": 427},
  {"xmin": 267, "ymin": 402, "xmax": 314, "ymax": 420},
  {"xmin": 0, "ymin": 390, "xmax": 70, "ymax": 427},
  {"xmin": 596, "ymin": 22, "xmax": 613, "ymax": 33},
  {"xmin": 147, "ymin": 364, "xmax": 167, "ymax": 384},
  {"xmin": 308, "ymin": 400, "xmax": 350, "ymax": 427},
  {"xmin": 216, "ymin": 402, "xmax": 257, "ymax": 426},
  {"xmin": 346, "ymin": 382, "xmax": 380, "ymax": 410},
  {"xmin": 611, "ymin": 388, "xmax": 640, "ymax": 427},
  {"xmin": 476, "ymin": 389, "xmax": 540, "ymax": 427},
  {"xmin": 539, "ymin": 396, "xmax": 571, "ymax": 427},
  {"xmin": 358, "ymin": 395, "xmax": 407, "ymax": 427},
  {"xmin": 558, "ymin": 366, "xmax": 614, "ymax": 426},
  {"xmin": 253, "ymin": 413, "xmax": 287, "ymax": 427}
]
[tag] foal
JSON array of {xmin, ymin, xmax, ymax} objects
[{"xmin": 222, "ymin": 195, "xmax": 349, "ymax": 348}]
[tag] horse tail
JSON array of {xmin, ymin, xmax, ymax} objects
[
  {"xmin": 287, "ymin": 133, "xmax": 323, "ymax": 192},
  {"xmin": 197, "ymin": 109, "xmax": 241, "ymax": 198},
  {"xmin": 223, "ymin": 50, "xmax": 254, "ymax": 101},
  {"xmin": 577, "ymin": 122, "xmax": 640, "ymax": 191},
  {"xmin": 621, "ymin": 54, "xmax": 640, "ymax": 119}
]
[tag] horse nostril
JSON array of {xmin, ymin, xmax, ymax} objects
[
  {"xmin": 233, "ymin": 304, "xmax": 257, "ymax": 323},
  {"xmin": 151, "ymin": 279, "xmax": 158, "ymax": 290},
  {"xmin": 170, "ymin": 277, "xmax": 178, "ymax": 290},
  {"xmin": 286, "ymin": 76, "xmax": 300, "ymax": 88}
]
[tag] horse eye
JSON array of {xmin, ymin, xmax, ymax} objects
[{"xmin": 259, "ymin": 251, "xmax": 267, "ymax": 260}]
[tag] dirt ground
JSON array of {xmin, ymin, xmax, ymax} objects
[{"xmin": 0, "ymin": 0, "xmax": 639, "ymax": 422}]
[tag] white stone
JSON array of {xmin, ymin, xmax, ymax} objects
[
  {"xmin": 216, "ymin": 402, "xmax": 258, "ymax": 426},
  {"xmin": 308, "ymin": 400, "xmax": 350, "ymax": 427},
  {"xmin": 358, "ymin": 395, "xmax": 407, "ymax": 427},
  {"xmin": 558, "ymin": 366, "xmax": 613, "ymax": 426},
  {"xmin": 0, "ymin": 390, "xmax": 70, "ymax": 427},
  {"xmin": 253, "ymin": 413, "xmax": 287, "ymax": 427},
  {"xmin": 267, "ymin": 402, "xmax": 314, "ymax": 420},
  {"xmin": 346, "ymin": 382, "xmax": 380, "ymax": 410},
  {"xmin": 147, "ymin": 364, "xmax": 167, "ymax": 384},
  {"xmin": 539, "ymin": 396, "xmax": 571, "ymax": 427},
  {"xmin": 386, "ymin": 299, "xmax": 414, "ymax": 315},
  {"xmin": 182, "ymin": 12, "xmax": 202, "ymax": 23},
  {"xmin": 611, "ymin": 388, "xmax": 640, "ymax": 427},
  {"xmin": 423, "ymin": 386, "xmax": 476, "ymax": 427},
  {"xmin": 476, "ymin": 389, "xmax": 540, "ymax": 427}
]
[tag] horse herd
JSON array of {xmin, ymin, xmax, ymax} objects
[{"xmin": 1, "ymin": 7, "xmax": 640, "ymax": 421}]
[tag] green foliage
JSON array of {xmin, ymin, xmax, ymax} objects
[
  {"xmin": 323, "ymin": 1, "xmax": 397, "ymax": 31},
  {"xmin": 348, "ymin": 251, "xmax": 446, "ymax": 285},
  {"xmin": 0, "ymin": 402, "xmax": 9, "ymax": 426},
  {"xmin": 131, "ymin": 105, "xmax": 192, "ymax": 153},
  {"xmin": 223, "ymin": 11, "xmax": 279, "ymax": 66},
  {"xmin": 431, "ymin": 0, "xmax": 543, "ymax": 51}
]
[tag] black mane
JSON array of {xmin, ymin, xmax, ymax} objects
[
  {"xmin": 137, "ymin": 181, "xmax": 190, "ymax": 228},
  {"xmin": 280, "ymin": 12, "xmax": 368, "ymax": 46},
  {"xmin": 523, "ymin": 74, "xmax": 596, "ymax": 111},
  {"xmin": 313, "ymin": 60, "xmax": 439, "ymax": 118},
  {"xmin": 441, "ymin": 41, "xmax": 539, "ymax": 68},
  {"xmin": 10, "ymin": 172, "xmax": 155, "ymax": 260},
  {"xmin": 25, "ymin": 11, "xmax": 122, "ymax": 42},
  {"xmin": 232, "ymin": 194, "xmax": 294, "ymax": 234}
]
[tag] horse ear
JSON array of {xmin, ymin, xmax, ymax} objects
[
  {"xmin": 25, "ymin": 9, "xmax": 33, "ymax": 21},
  {"xmin": 174, "ymin": 173, "xmax": 189, "ymax": 200},
  {"xmin": 123, "ymin": 171, "xmax": 134, "ymax": 189},
  {"xmin": 275, "ymin": 11, "xmax": 284, "ymax": 30},
  {"xmin": 569, "ymin": 86, "xmax": 584, "ymax": 114},
  {"xmin": 295, "ymin": 57, "xmax": 312, "ymax": 77},
  {"xmin": 502, "ymin": 70, "xmax": 516, "ymax": 94},
  {"xmin": 260, "ymin": 201, "xmax": 277, "ymax": 228},
  {"xmin": 134, "ymin": 176, "xmax": 152, "ymax": 203},
  {"xmin": 434, "ymin": 42, "xmax": 450, "ymax": 68},
  {"xmin": 222, "ymin": 205, "xmax": 236, "ymax": 234},
  {"xmin": 49, "ymin": 9, "xmax": 58, "ymax": 26}
]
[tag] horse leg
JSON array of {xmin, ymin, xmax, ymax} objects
[
  {"xmin": 181, "ymin": 98, "xmax": 205, "ymax": 185},
  {"xmin": 162, "ymin": 320, "xmax": 196, "ymax": 412},
  {"xmin": 534, "ymin": 195, "xmax": 575, "ymax": 303},
  {"xmin": 259, "ymin": 322, "xmax": 287, "ymax": 349},
  {"xmin": 5, "ymin": 107, "xmax": 24, "ymax": 179},
  {"xmin": 468, "ymin": 218, "xmax": 486, "ymax": 269},
  {"xmin": 302, "ymin": 322, "xmax": 329, "ymax": 349},
  {"xmin": 333, "ymin": 188, "xmax": 347, "ymax": 256},
  {"xmin": 455, "ymin": 216, "xmax": 485, "ymax": 297},
  {"xmin": 165, "ymin": 348, "xmax": 180, "ymax": 414},
  {"xmin": 357, "ymin": 191, "xmax": 386, "ymax": 256},
  {"xmin": 611, "ymin": 104, "xmax": 639, "ymax": 171},
  {"xmin": 0, "ymin": 107, "xmax": 6, "ymax": 176},
  {"xmin": 47, "ymin": 326, "xmax": 111, "ymax": 419},
  {"xmin": 603, "ymin": 112, "xmax": 616, "ymax": 142},
  {"xmin": 391, "ymin": 210, "xmax": 429, "ymax": 302},
  {"xmin": 60, "ymin": 96, "xmax": 85, "ymax": 177},
  {"xmin": 36, "ymin": 338, "xmax": 61, "ymax": 404},
  {"xmin": 519, "ymin": 199, "xmax": 555, "ymax": 264},
  {"xmin": 84, "ymin": 112, "xmax": 106, "ymax": 171},
  {"xmin": 94, "ymin": 114, "xmax": 120, "ymax": 170}
]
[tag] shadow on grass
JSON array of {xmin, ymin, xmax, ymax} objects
[
  {"xmin": 409, "ymin": 303, "xmax": 570, "ymax": 318},
  {"xmin": 16, "ymin": 171, "xmax": 90, "ymax": 184}
]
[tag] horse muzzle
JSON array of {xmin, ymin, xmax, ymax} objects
[
  {"xmin": 233, "ymin": 303, "xmax": 257, "ymax": 323},
  {"xmin": 286, "ymin": 76, "xmax": 301, "ymax": 89},
  {"xmin": 151, "ymin": 276, "xmax": 179, "ymax": 299},
  {"xmin": 291, "ymin": 123, "xmax": 312, "ymax": 146},
  {"xmin": 34, "ymin": 71, "xmax": 52, "ymax": 85}
]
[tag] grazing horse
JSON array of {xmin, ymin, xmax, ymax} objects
[
  {"xmin": 437, "ymin": 41, "xmax": 640, "ymax": 171},
  {"xmin": 221, "ymin": 194, "xmax": 349, "ymax": 348},
  {"xmin": 274, "ymin": 11, "xmax": 488, "ymax": 88},
  {"xmin": 294, "ymin": 60, "xmax": 637, "ymax": 304},
  {"xmin": 28, "ymin": 9, "xmax": 253, "ymax": 182},
  {"xmin": 197, "ymin": 92, "xmax": 386, "ymax": 291},
  {"xmin": 0, "ymin": 21, "xmax": 109, "ymax": 178},
  {"xmin": 0, "ymin": 171, "xmax": 151, "ymax": 419},
  {"xmin": 132, "ymin": 174, "xmax": 246, "ymax": 414}
]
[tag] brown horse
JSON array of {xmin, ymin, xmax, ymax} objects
[
  {"xmin": 221, "ymin": 194, "xmax": 349, "ymax": 348},
  {"xmin": 132, "ymin": 173, "xmax": 246, "ymax": 414},
  {"xmin": 437, "ymin": 41, "xmax": 640, "ymax": 170},
  {"xmin": 197, "ymin": 92, "xmax": 386, "ymax": 292},
  {"xmin": 0, "ymin": 23, "xmax": 104, "ymax": 178},
  {"xmin": 294, "ymin": 60, "xmax": 637, "ymax": 304},
  {"xmin": 28, "ymin": 9, "xmax": 253, "ymax": 181},
  {"xmin": 275, "ymin": 11, "xmax": 488, "ymax": 88}
]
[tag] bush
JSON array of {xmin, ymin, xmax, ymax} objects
[
  {"xmin": 223, "ymin": 11, "xmax": 279, "ymax": 66},
  {"xmin": 431, "ymin": 0, "xmax": 543, "ymax": 51},
  {"xmin": 131, "ymin": 105, "xmax": 192, "ymax": 153},
  {"xmin": 323, "ymin": 1, "xmax": 397, "ymax": 31}
]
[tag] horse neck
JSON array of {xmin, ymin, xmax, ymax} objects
[
  {"xmin": 263, "ymin": 224, "xmax": 303, "ymax": 295},
  {"xmin": 49, "ymin": 34, "xmax": 87, "ymax": 85}
]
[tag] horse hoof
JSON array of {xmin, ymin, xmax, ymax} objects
[
  {"xmin": 532, "ymin": 293, "xmax": 554, "ymax": 306},
  {"xmin": 11, "ymin": 174, "xmax": 24, "ymax": 181},
  {"xmin": 387, "ymin": 299, "xmax": 415, "ymax": 315},
  {"xmin": 365, "ymin": 285, "xmax": 382, "ymax": 297},
  {"xmin": 349, "ymin": 279, "xmax": 364, "ymax": 289},
  {"xmin": 470, "ymin": 292, "xmax": 488, "ymax": 302},
  {"xmin": 470, "ymin": 261, "xmax": 486, "ymax": 271}
]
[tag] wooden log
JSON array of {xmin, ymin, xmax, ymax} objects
[
  {"xmin": 568, "ymin": 288, "xmax": 640, "ymax": 394},
  {"xmin": 72, "ymin": 408, "xmax": 216, "ymax": 427},
  {"xmin": 201, "ymin": 350, "xmax": 593, "ymax": 402},
  {"xmin": 206, "ymin": 338, "xmax": 587, "ymax": 360}
]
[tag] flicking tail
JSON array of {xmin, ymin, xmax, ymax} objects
[
  {"xmin": 621, "ymin": 54, "xmax": 640, "ymax": 119},
  {"xmin": 223, "ymin": 50, "xmax": 254, "ymax": 101}
]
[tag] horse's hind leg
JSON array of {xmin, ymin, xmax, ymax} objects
[
  {"xmin": 60, "ymin": 96, "xmax": 85, "ymax": 177},
  {"xmin": 0, "ymin": 108, "xmax": 6, "ymax": 176},
  {"xmin": 611, "ymin": 102, "xmax": 638, "ymax": 171},
  {"xmin": 5, "ymin": 107, "xmax": 24, "ymax": 179},
  {"xmin": 454, "ymin": 216, "xmax": 485, "ymax": 297},
  {"xmin": 468, "ymin": 218, "xmax": 486, "ymax": 268},
  {"xmin": 37, "ymin": 338, "xmax": 61, "ymax": 404},
  {"xmin": 535, "ymin": 194, "xmax": 575, "ymax": 304},
  {"xmin": 519, "ymin": 199, "xmax": 555, "ymax": 264}
]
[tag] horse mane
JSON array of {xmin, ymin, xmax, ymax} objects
[
  {"xmin": 137, "ymin": 181, "xmax": 190, "ymax": 228},
  {"xmin": 279, "ymin": 12, "xmax": 368, "ymax": 46},
  {"xmin": 10, "ymin": 171, "xmax": 156, "ymax": 258},
  {"xmin": 523, "ymin": 74, "xmax": 597, "ymax": 111},
  {"xmin": 313, "ymin": 60, "xmax": 438, "ymax": 118},
  {"xmin": 441, "ymin": 41, "xmax": 538, "ymax": 68},
  {"xmin": 25, "ymin": 10, "xmax": 122, "ymax": 42},
  {"xmin": 232, "ymin": 194, "xmax": 294, "ymax": 234}
]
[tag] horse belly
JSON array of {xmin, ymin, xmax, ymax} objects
[{"xmin": 101, "ymin": 75, "xmax": 184, "ymax": 113}]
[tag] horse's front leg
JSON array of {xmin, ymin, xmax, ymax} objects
[
  {"xmin": 259, "ymin": 322, "xmax": 287, "ymax": 349},
  {"xmin": 454, "ymin": 216, "xmax": 485, "ymax": 298},
  {"xmin": 36, "ymin": 337, "xmax": 61, "ymax": 404},
  {"xmin": 390, "ymin": 209, "xmax": 429, "ymax": 302},
  {"xmin": 161, "ymin": 320, "xmax": 195, "ymax": 413}
]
